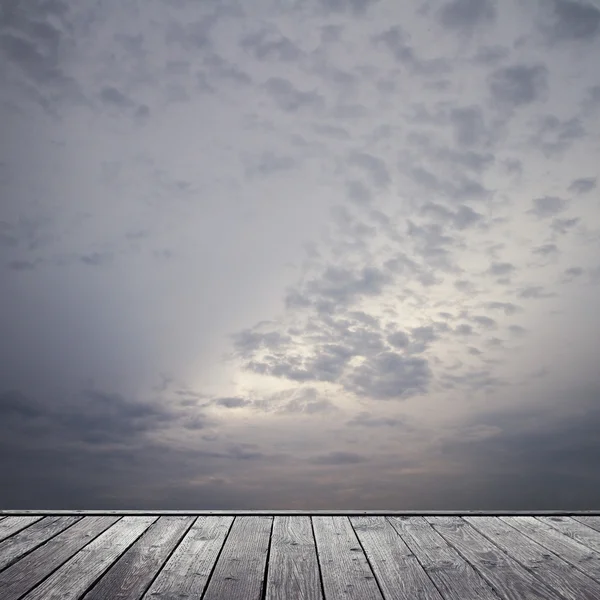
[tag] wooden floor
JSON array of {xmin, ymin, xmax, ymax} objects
[{"xmin": 2, "ymin": 513, "xmax": 600, "ymax": 599}]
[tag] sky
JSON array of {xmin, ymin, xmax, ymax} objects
[{"xmin": 1, "ymin": 0, "xmax": 599, "ymax": 510}]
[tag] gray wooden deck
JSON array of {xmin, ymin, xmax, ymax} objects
[{"xmin": 1, "ymin": 512, "xmax": 600, "ymax": 599}]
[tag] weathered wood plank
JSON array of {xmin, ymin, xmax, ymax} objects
[
  {"xmin": 465, "ymin": 516, "xmax": 600, "ymax": 600},
  {"xmin": 3, "ymin": 510, "xmax": 600, "ymax": 516},
  {"xmin": 499, "ymin": 516, "xmax": 600, "ymax": 583},
  {"xmin": 22, "ymin": 516, "xmax": 157, "ymax": 600},
  {"xmin": 573, "ymin": 517, "xmax": 600, "ymax": 535},
  {"xmin": 0, "ymin": 516, "xmax": 81, "ymax": 572},
  {"xmin": 265, "ymin": 516, "xmax": 323, "ymax": 600},
  {"xmin": 350, "ymin": 516, "xmax": 443, "ymax": 600},
  {"xmin": 0, "ymin": 517, "xmax": 44, "ymax": 543},
  {"xmin": 201, "ymin": 516, "xmax": 273, "ymax": 600},
  {"xmin": 537, "ymin": 516, "xmax": 600, "ymax": 554},
  {"xmin": 141, "ymin": 516, "xmax": 233, "ymax": 600},
  {"xmin": 0, "ymin": 516, "xmax": 121, "ymax": 600},
  {"xmin": 312, "ymin": 516, "xmax": 384, "ymax": 600},
  {"xmin": 387, "ymin": 516, "xmax": 500, "ymax": 600},
  {"xmin": 425, "ymin": 516, "xmax": 569, "ymax": 600},
  {"xmin": 82, "ymin": 516, "xmax": 195, "ymax": 600}
]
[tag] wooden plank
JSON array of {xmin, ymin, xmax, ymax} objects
[
  {"xmin": 387, "ymin": 516, "xmax": 500, "ymax": 600},
  {"xmin": 22, "ymin": 516, "xmax": 157, "ymax": 600},
  {"xmin": 0, "ymin": 517, "xmax": 44, "ymax": 543},
  {"xmin": 82, "ymin": 516, "xmax": 195, "ymax": 600},
  {"xmin": 312, "ymin": 516, "xmax": 384, "ymax": 600},
  {"xmin": 3, "ymin": 510, "xmax": 600, "ymax": 516},
  {"xmin": 465, "ymin": 516, "xmax": 600, "ymax": 600},
  {"xmin": 0, "ymin": 516, "xmax": 121, "ymax": 600},
  {"xmin": 201, "ymin": 516, "xmax": 273, "ymax": 600},
  {"xmin": 0, "ymin": 516, "xmax": 81, "ymax": 572},
  {"xmin": 425, "ymin": 516, "xmax": 569, "ymax": 600},
  {"xmin": 537, "ymin": 516, "xmax": 600, "ymax": 554},
  {"xmin": 499, "ymin": 516, "xmax": 600, "ymax": 583},
  {"xmin": 350, "ymin": 516, "xmax": 443, "ymax": 600},
  {"xmin": 573, "ymin": 516, "xmax": 600, "ymax": 534},
  {"xmin": 265, "ymin": 516, "xmax": 323, "ymax": 600},
  {"xmin": 141, "ymin": 516, "xmax": 233, "ymax": 600}
]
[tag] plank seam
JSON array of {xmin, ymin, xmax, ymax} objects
[
  {"xmin": 309, "ymin": 516, "xmax": 327, "ymax": 600},
  {"xmin": 259, "ymin": 516, "xmax": 275, "ymax": 600},
  {"xmin": 462, "ymin": 517, "xmax": 576, "ymax": 600},
  {"xmin": 0, "ymin": 516, "xmax": 84, "ymax": 575},
  {"xmin": 12, "ymin": 515, "xmax": 126, "ymax": 600},
  {"xmin": 423, "ymin": 517, "xmax": 506, "ymax": 600},
  {"xmin": 571, "ymin": 516, "xmax": 600, "ymax": 534},
  {"xmin": 532, "ymin": 516, "xmax": 600, "ymax": 554},
  {"xmin": 347, "ymin": 517, "xmax": 391, "ymax": 600},
  {"xmin": 136, "ymin": 516, "xmax": 198, "ymax": 600},
  {"xmin": 499, "ymin": 516, "xmax": 600, "ymax": 586},
  {"xmin": 383, "ymin": 516, "xmax": 461, "ymax": 600},
  {"xmin": 68, "ymin": 516, "xmax": 160, "ymax": 600},
  {"xmin": 199, "ymin": 515, "xmax": 236, "ymax": 600}
]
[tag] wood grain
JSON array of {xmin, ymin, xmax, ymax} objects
[
  {"xmin": 465, "ymin": 515, "xmax": 600, "ymax": 600},
  {"xmin": 0, "ymin": 517, "xmax": 44, "ymax": 543},
  {"xmin": 425, "ymin": 516, "xmax": 567, "ymax": 600},
  {"xmin": 312, "ymin": 516, "xmax": 384, "ymax": 600},
  {"xmin": 142, "ymin": 516, "xmax": 233, "ymax": 600},
  {"xmin": 387, "ymin": 516, "xmax": 500, "ymax": 600},
  {"xmin": 266, "ymin": 516, "xmax": 323, "ymax": 600},
  {"xmin": 499, "ymin": 516, "xmax": 600, "ymax": 583},
  {"xmin": 82, "ymin": 516, "xmax": 195, "ymax": 600},
  {"xmin": 0, "ymin": 516, "xmax": 121, "ymax": 600},
  {"xmin": 22, "ymin": 516, "xmax": 157, "ymax": 600},
  {"xmin": 350, "ymin": 515, "xmax": 443, "ymax": 600},
  {"xmin": 0, "ymin": 516, "xmax": 81, "ymax": 572},
  {"xmin": 201, "ymin": 516, "xmax": 273, "ymax": 600},
  {"xmin": 537, "ymin": 516, "xmax": 600, "ymax": 554}
]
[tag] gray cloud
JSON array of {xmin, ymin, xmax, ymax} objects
[
  {"xmin": 544, "ymin": 0, "xmax": 600, "ymax": 41},
  {"xmin": 438, "ymin": 0, "xmax": 496, "ymax": 31},
  {"xmin": 264, "ymin": 77, "xmax": 324, "ymax": 112},
  {"xmin": 488, "ymin": 64, "xmax": 548, "ymax": 108},
  {"xmin": 568, "ymin": 177, "xmax": 596, "ymax": 194},
  {"xmin": 528, "ymin": 196, "xmax": 569, "ymax": 218},
  {"xmin": 346, "ymin": 352, "xmax": 432, "ymax": 400},
  {"xmin": 309, "ymin": 451, "xmax": 366, "ymax": 465}
]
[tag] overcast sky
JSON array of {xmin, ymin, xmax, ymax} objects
[{"xmin": 1, "ymin": 0, "xmax": 600, "ymax": 510}]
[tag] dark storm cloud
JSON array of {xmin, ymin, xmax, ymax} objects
[
  {"xmin": 471, "ymin": 315, "xmax": 497, "ymax": 329},
  {"xmin": 80, "ymin": 252, "xmax": 113, "ymax": 267},
  {"xmin": 528, "ymin": 195, "xmax": 569, "ymax": 218},
  {"xmin": 421, "ymin": 202, "xmax": 484, "ymax": 230},
  {"xmin": 263, "ymin": 77, "xmax": 325, "ymax": 112},
  {"xmin": 488, "ymin": 64, "xmax": 548, "ymax": 108},
  {"xmin": 484, "ymin": 301, "xmax": 522, "ymax": 315},
  {"xmin": 472, "ymin": 45, "xmax": 509, "ymax": 66},
  {"xmin": 0, "ymin": 387, "xmax": 181, "ymax": 447},
  {"xmin": 6, "ymin": 259, "xmax": 40, "ymax": 271},
  {"xmin": 438, "ymin": 385, "xmax": 600, "ymax": 508},
  {"xmin": 543, "ymin": 0, "xmax": 600, "ymax": 42},
  {"xmin": 438, "ymin": 0, "xmax": 496, "ymax": 32},
  {"xmin": 568, "ymin": 177, "xmax": 596, "ymax": 194}
]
